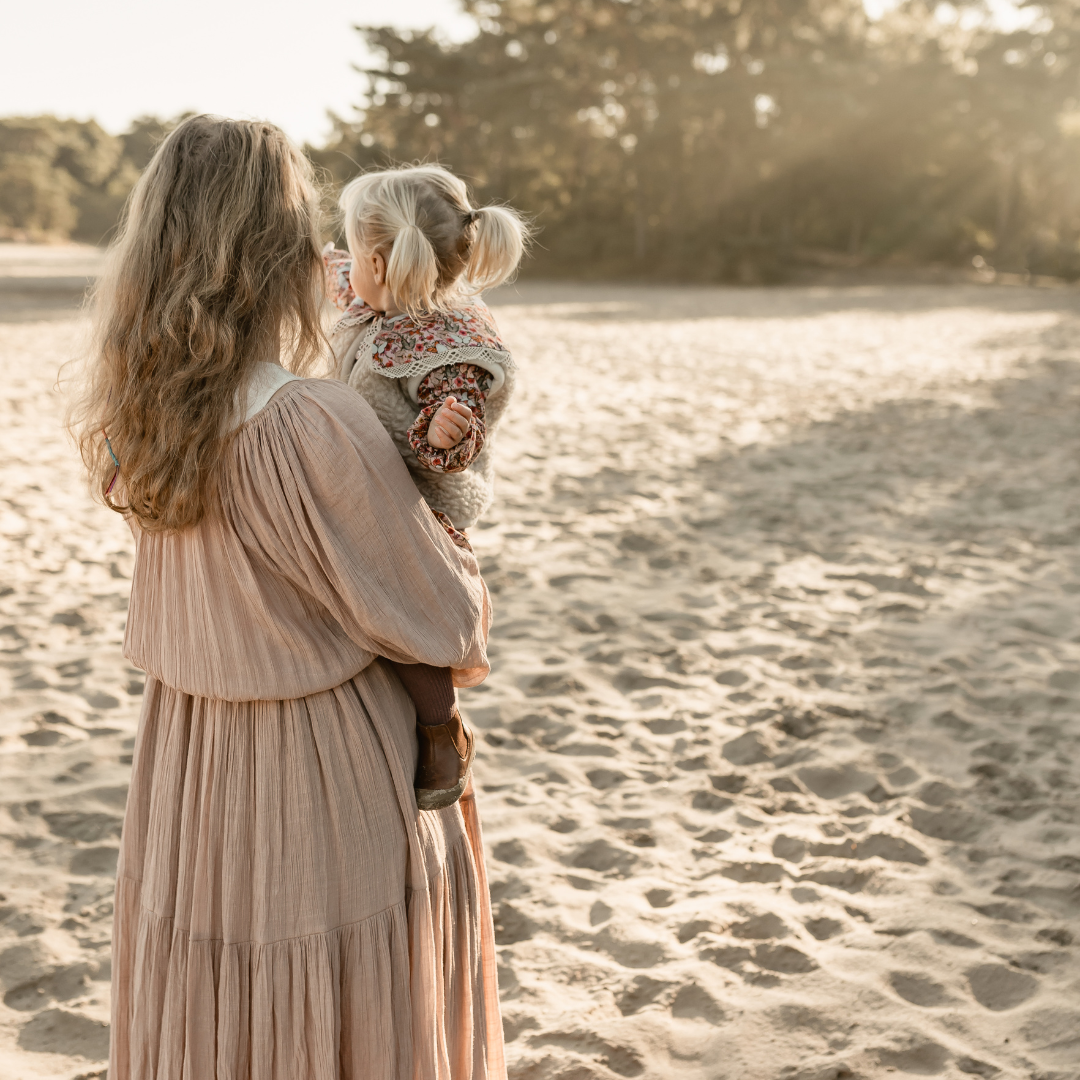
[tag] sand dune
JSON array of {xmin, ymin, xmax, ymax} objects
[{"xmin": 0, "ymin": 249, "xmax": 1077, "ymax": 1079}]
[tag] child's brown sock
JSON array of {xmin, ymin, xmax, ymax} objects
[{"xmin": 386, "ymin": 660, "xmax": 457, "ymax": 726}]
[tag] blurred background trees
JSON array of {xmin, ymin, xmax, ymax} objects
[
  {"xmin": 313, "ymin": 0, "xmax": 1080, "ymax": 281},
  {"xmin": 6, "ymin": 0, "xmax": 1080, "ymax": 282},
  {"xmin": 0, "ymin": 115, "xmax": 174, "ymax": 244}
]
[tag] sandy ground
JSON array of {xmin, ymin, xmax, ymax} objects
[{"xmin": 0, "ymin": 245, "xmax": 1078, "ymax": 1080}]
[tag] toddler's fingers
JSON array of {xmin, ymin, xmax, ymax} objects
[
  {"xmin": 436, "ymin": 403, "xmax": 470, "ymax": 428},
  {"xmin": 447, "ymin": 409, "xmax": 472, "ymax": 434}
]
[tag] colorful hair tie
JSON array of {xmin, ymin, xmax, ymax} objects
[{"xmin": 103, "ymin": 431, "xmax": 120, "ymax": 496}]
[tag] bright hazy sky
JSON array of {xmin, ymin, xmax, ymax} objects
[
  {"xmin": 3, "ymin": 0, "xmax": 1040, "ymax": 146},
  {"xmin": 1, "ymin": 0, "xmax": 476, "ymax": 146}
]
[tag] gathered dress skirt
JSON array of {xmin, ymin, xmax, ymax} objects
[{"xmin": 110, "ymin": 659, "xmax": 502, "ymax": 1080}]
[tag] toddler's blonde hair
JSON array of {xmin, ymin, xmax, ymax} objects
[{"xmin": 339, "ymin": 164, "xmax": 528, "ymax": 316}]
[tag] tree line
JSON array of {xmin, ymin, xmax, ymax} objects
[
  {"xmin": 5, "ymin": 0, "xmax": 1080, "ymax": 282},
  {"xmin": 0, "ymin": 115, "xmax": 173, "ymax": 245}
]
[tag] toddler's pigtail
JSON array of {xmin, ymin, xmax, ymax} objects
[
  {"xmin": 466, "ymin": 205, "xmax": 529, "ymax": 291},
  {"xmin": 386, "ymin": 221, "xmax": 439, "ymax": 318},
  {"xmin": 340, "ymin": 165, "xmax": 529, "ymax": 311}
]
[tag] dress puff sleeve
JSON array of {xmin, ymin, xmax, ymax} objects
[{"xmin": 226, "ymin": 379, "xmax": 492, "ymax": 687}]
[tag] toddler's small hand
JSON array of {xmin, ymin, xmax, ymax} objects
[{"xmin": 427, "ymin": 396, "xmax": 472, "ymax": 450}]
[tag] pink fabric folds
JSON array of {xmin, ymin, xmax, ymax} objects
[
  {"xmin": 123, "ymin": 379, "xmax": 492, "ymax": 699},
  {"xmin": 110, "ymin": 379, "xmax": 504, "ymax": 1079}
]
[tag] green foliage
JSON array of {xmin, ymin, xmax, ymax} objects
[
  {"xmin": 0, "ymin": 115, "xmax": 175, "ymax": 243},
  {"xmin": 314, "ymin": 0, "xmax": 1080, "ymax": 281},
  {"xmin": 6, "ymin": 4, "xmax": 1080, "ymax": 280}
]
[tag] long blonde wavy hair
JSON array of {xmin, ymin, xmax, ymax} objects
[{"xmin": 72, "ymin": 115, "xmax": 325, "ymax": 533}]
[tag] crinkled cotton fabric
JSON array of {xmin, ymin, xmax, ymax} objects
[{"xmin": 110, "ymin": 379, "xmax": 504, "ymax": 1080}]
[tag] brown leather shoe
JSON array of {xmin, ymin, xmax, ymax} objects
[{"xmin": 415, "ymin": 709, "xmax": 475, "ymax": 811}]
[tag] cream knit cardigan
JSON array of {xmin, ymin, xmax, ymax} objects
[{"xmin": 329, "ymin": 305, "xmax": 515, "ymax": 530}]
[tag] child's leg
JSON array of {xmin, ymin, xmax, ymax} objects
[
  {"xmin": 386, "ymin": 660, "xmax": 457, "ymax": 725},
  {"xmin": 387, "ymin": 660, "xmax": 474, "ymax": 811},
  {"xmin": 430, "ymin": 508, "xmax": 472, "ymax": 551}
]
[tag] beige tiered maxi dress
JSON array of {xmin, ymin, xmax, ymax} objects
[{"xmin": 109, "ymin": 377, "xmax": 505, "ymax": 1080}]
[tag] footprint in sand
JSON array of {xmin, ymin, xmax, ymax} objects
[
  {"xmin": 492, "ymin": 838, "xmax": 531, "ymax": 866},
  {"xmin": 676, "ymin": 919, "xmax": 719, "ymax": 944},
  {"xmin": 586, "ymin": 768, "xmax": 627, "ymax": 790},
  {"xmin": 797, "ymin": 763, "xmax": 879, "ymax": 800},
  {"xmin": 670, "ymin": 982, "xmax": 724, "ymax": 1023},
  {"xmin": 500, "ymin": 1011, "xmax": 540, "ymax": 1043},
  {"xmin": 21, "ymin": 727, "xmax": 67, "ymax": 747},
  {"xmin": 722, "ymin": 730, "xmax": 774, "ymax": 766},
  {"xmin": 907, "ymin": 805, "xmax": 984, "ymax": 843},
  {"xmin": 888, "ymin": 971, "xmax": 956, "ymax": 1007},
  {"xmin": 1048, "ymin": 668, "xmax": 1080, "ymax": 692},
  {"xmin": 699, "ymin": 941, "xmax": 753, "ymax": 972},
  {"xmin": 929, "ymin": 928, "xmax": 981, "ymax": 948},
  {"xmin": 966, "ymin": 963, "xmax": 1040, "ymax": 1011},
  {"xmin": 548, "ymin": 816, "xmax": 578, "ymax": 834},
  {"xmin": 954, "ymin": 1056, "xmax": 1001, "ymax": 1078},
  {"xmin": 43, "ymin": 811, "xmax": 122, "ymax": 843},
  {"xmin": 808, "ymin": 834, "xmax": 929, "ymax": 865},
  {"xmin": 17, "ymin": 1009, "xmax": 110, "ymax": 1060},
  {"xmin": 68, "ymin": 847, "xmax": 119, "ymax": 877},
  {"xmin": 492, "ymin": 902, "xmax": 537, "ymax": 946},
  {"xmin": 569, "ymin": 838, "xmax": 638, "ymax": 877},
  {"xmin": 752, "ymin": 943, "xmax": 818, "ymax": 974},
  {"xmin": 524, "ymin": 672, "xmax": 586, "ymax": 697},
  {"xmin": 714, "ymin": 669, "xmax": 750, "ymax": 687},
  {"xmin": 4, "ymin": 960, "xmax": 104, "ymax": 1011},
  {"xmin": 917, "ymin": 780, "xmax": 959, "ymax": 806},
  {"xmin": 643, "ymin": 717, "xmax": 686, "ymax": 735},
  {"xmin": 772, "ymin": 835, "xmax": 807, "ymax": 862},
  {"xmin": 528, "ymin": 1030, "xmax": 645, "ymax": 1078},
  {"xmin": 556, "ymin": 740, "xmax": 619, "ymax": 759},
  {"xmin": 81, "ymin": 784, "xmax": 129, "ymax": 809},
  {"xmin": 804, "ymin": 917, "xmax": 845, "ymax": 941},
  {"xmin": 729, "ymin": 912, "xmax": 790, "ymax": 939},
  {"xmin": 875, "ymin": 1039, "xmax": 950, "ymax": 1074},
  {"xmin": 692, "ymin": 790, "xmax": 733, "ymax": 812},
  {"xmin": 0, "ymin": 905, "xmax": 45, "ymax": 937},
  {"xmin": 974, "ymin": 901, "xmax": 1038, "ymax": 924},
  {"xmin": 720, "ymin": 861, "xmax": 785, "ymax": 883},
  {"xmin": 617, "ymin": 975, "xmax": 671, "ymax": 1015},
  {"xmin": 711, "ymin": 773, "xmax": 748, "ymax": 793},
  {"xmin": 645, "ymin": 888, "xmax": 675, "ymax": 909},
  {"xmin": 1034, "ymin": 927, "xmax": 1074, "ymax": 946},
  {"xmin": 698, "ymin": 827, "xmax": 732, "ymax": 843},
  {"xmin": 593, "ymin": 924, "xmax": 669, "ymax": 968},
  {"xmin": 799, "ymin": 866, "xmax": 874, "ymax": 893},
  {"xmin": 589, "ymin": 900, "xmax": 613, "ymax": 926}
]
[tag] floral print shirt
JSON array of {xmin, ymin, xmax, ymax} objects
[{"xmin": 323, "ymin": 245, "xmax": 491, "ymax": 474}]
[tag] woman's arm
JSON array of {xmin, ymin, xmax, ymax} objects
[{"xmin": 230, "ymin": 380, "xmax": 491, "ymax": 685}]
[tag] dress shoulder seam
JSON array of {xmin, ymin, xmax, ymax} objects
[{"xmin": 237, "ymin": 377, "xmax": 352, "ymax": 430}]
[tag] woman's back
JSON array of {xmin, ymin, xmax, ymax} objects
[
  {"xmin": 112, "ymin": 373, "xmax": 504, "ymax": 1080},
  {"xmin": 125, "ymin": 378, "xmax": 491, "ymax": 701}
]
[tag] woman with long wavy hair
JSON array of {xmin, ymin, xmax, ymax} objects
[{"xmin": 72, "ymin": 115, "xmax": 504, "ymax": 1079}]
